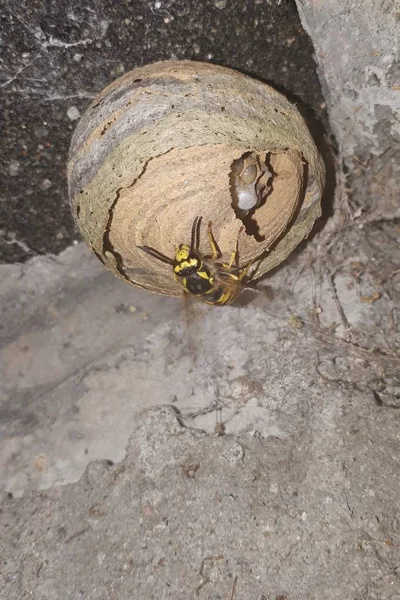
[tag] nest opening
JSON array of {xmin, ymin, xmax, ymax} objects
[
  {"xmin": 229, "ymin": 150, "xmax": 305, "ymax": 246},
  {"xmin": 230, "ymin": 151, "xmax": 275, "ymax": 241}
]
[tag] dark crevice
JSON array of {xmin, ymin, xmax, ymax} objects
[
  {"xmin": 93, "ymin": 250, "xmax": 105, "ymax": 265},
  {"xmin": 91, "ymin": 96, "xmax": 105, "ymax": 109},
  {"xmin": 101, "ymin": 154, "xmax": 167, "ymax": 284},
  {"xmin": 248, "ymin": 157, "xmax": 309, "ymax": 267},
  {"xmin": 102, "ymin": 186, "xmax": 134, "ymax": 284},
  {"xmin": 100, "ymin": 120, "xmax": 115, "ymax": 136}
]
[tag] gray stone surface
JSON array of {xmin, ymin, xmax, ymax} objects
[
  {"xmin": 1, "ymin": 395, "xmax": 400, "ymax": 599},
  {"xmin": 0, "ymin": 0, "xmax": 326, "ymax": 263},
  {"xmin": 295, "ymin": 0, "xmax": 400, "ymax": 219}
]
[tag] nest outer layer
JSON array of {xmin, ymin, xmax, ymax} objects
[{"xmin": 68, "ymin": 60, "xmax": 325, "ymax": 296}]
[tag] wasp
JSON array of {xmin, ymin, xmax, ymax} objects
[{"xmin": 138, "ymin": 216, "xmax": 253, "ymax": 306}]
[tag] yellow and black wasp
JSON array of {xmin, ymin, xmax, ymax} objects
[{"xmin": 138, "ymin": 216, "xmax": 253, "ymax": 306}]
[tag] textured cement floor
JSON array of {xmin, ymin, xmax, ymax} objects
[{"xmin": 1, "ymin": 215, "xmax": 400, "ymax": 598}]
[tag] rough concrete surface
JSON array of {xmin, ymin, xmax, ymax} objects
[
  {"xmin": 295, "ymin": 0, "xmax": 400, "ymax": 220},
  {"xmin": 1, "ymin": 211, "xmax": 400, "ymax": 598},
  {"xmin": 1, "ymin": 401, "xmax": 399, "ymax": 600}
]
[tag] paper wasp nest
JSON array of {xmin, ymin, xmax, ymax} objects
[{"xmin": 68, "ymin": 60, "xmax": 325, "ymax": 297}]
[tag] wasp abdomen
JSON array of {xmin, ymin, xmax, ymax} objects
[{"xmin": 183, "ymin": 271, "xmax": 214, "ymax": 295}]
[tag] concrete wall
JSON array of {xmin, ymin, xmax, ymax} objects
[{"xmin": 295, "ymin": 0, "xmax": 400, "ymax": 219}]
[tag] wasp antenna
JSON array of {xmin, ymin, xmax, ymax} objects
[
  {"xmin": 191, "ymin": 216, "xmax": 202, "ymax": 251},
  {"xmin": 137, "ymin": 245, "xmax": 174, "ymax": 265}
]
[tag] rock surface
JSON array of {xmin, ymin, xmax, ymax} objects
[
  {"xmin": 1, "ymin": 398, "xmax": 400, "ymax": 599},
  {"xmin": 295, "ymin": 0, "xmax": 400, "ymax": 219}
]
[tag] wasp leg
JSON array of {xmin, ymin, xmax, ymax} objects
[
  {"xmin": 205, "ymin": 221, "xmax": 221, "ymax": 260},
  {"xmin": 222, "ymin": 226, "xmax": 244, "ymax": 270},
  {"xmin": 237, "ymin": 260, "xmax": 253, "ymax": 281}
]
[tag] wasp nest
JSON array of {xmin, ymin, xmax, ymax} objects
[{"xmin": 68, "ymin": 60, "xmax": 325, "ymax": 297}]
